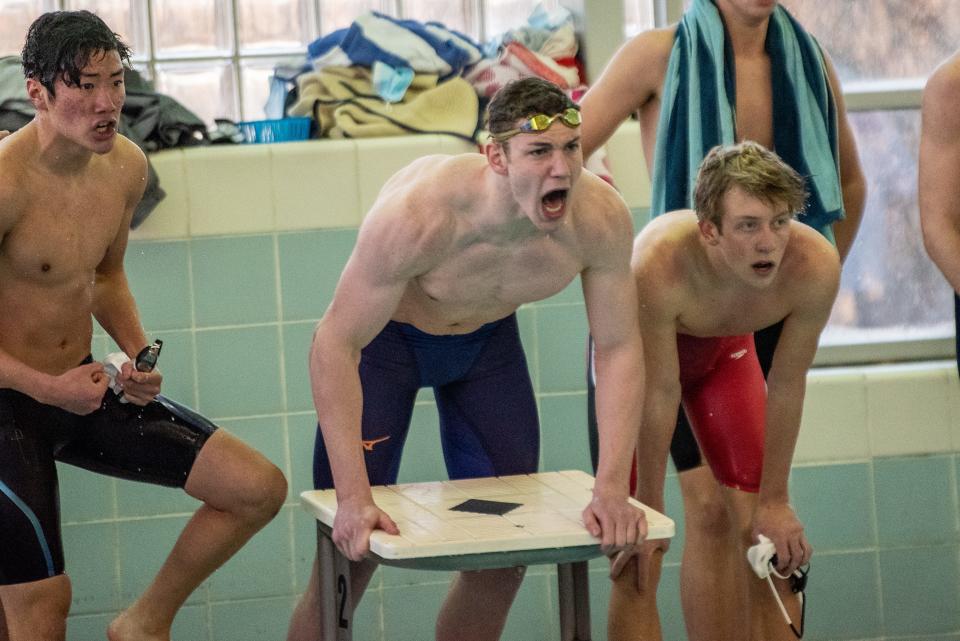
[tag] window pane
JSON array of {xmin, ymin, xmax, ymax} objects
[
  {"xmin": 154, "ymin": 60, "xmax": 237, "ymax": 125},
  {"xmin": 624, "ymin": 0, "xmax": 655, "ymax": 38},
  {"xmin": 823, "ymin": 109, "xmax": 953, "ymax": 344},
  {"xmin": 319, "ymin": 0, "xmax": 391, "ymax": 34},
  {"xmin": 237, "ymin": 0, "xmax": 313, "ymax": 53},
  {"xmin": 65, "ymin": 0, "xmax": 149, "ymax": 60},
  {"xmin": 400, "ymin": 0, "xmax": 478, "ymax": 39},
  {"xmin": 0, "ymin": 0, "xmax": 56, "ymax": 57},
  {"xmin": 780, "ymin": 0, "xmax": 960, "ymax": 84},
  {"xmin": 152, "ymin": 0, "xmax": 233, "ymax": 58},
  {"xmin": 239, "ymin": 57, "xmax": 302, "ymax": 121},
  {"xmin": 482, "ymin": 0, "xmax": 557, "ymax": 41}
]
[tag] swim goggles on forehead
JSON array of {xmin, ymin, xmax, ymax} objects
[{"xmin": 490, "ymin": 107, "xmax": 581, "ymax": 142}]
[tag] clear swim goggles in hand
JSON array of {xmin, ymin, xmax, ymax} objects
[
  {"xmin": 489, "ymin": 107, "xmax": 582, "ymax": 142},
  {"xmin": 747, "ymin": 534, "xmax": 809, "ymax": 638}
]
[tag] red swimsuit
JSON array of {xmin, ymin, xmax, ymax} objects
[{"xmin": 675, "ymin": 333, "xmax": 766, "ymax": 492}]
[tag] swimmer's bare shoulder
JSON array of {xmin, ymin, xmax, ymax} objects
[
  {"xmin": 572, "ymin": 170, "xmax": 635, "ymax": 264},
  {"xmin": 355, "ymin": 154, "xmax": 485, "ymax": 277},
  {"xmin": 0, "ymin": 129, "xmax": 30, "ymax": 238},
  {"xmin": 781, "ymin": 221, "xmax": 840, "ymax": 305},
  {"xmin": 109, "ymin": 133, "xmax": 149, "ymax": 216},
  {"xmin": 631, "ymin": 211, "xmax": 697, "ymax": 310}
]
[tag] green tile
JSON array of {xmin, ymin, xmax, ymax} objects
[
  {"xmin": 539, "ymin": 393, "xmax": 591, "ymax": 474},
  {"xmin": 502, "ymin": 572, "xmax": 558, "ymax": 641},
  {"xmin": 880, "ymin": 545, "xmax": 960, "ymax": 636},
  {"xmin": 288, "ymin": 413, "xmax": 319, "ymax": 496},
  {"xmin": 67, "ymin": 613, "xmax": 114, "ymax": 641},
  {"xmin": 63, "ymin": 522, "xmax": 119, "ymax": 614},
  {"xmin": 661, "ymin": 477, "xmax": 685, "ymax": 566},
  {"xmin": 875, "ymin": 455, "xmax": 958, "ymax": 546},
  {"xmin": 282, "ymin": 321, "xmax": 317, "ymax": 413},
  {"xmin": 588, "ymin": 567, "xmax": 613, "ymax": 641},
  {"xmin": 148, "ymin": 330, "xmax": 196, "ymax": 406},
  {"xmin": 792, "ymin": 463, "xmax": 877, "ymax": 551},
  {"xmin": 396, "ymin": 402, "xmax": 446, "ymax": 484},
  {"xmin": 538, "ymin": 273, "xmax": 583, "ymax": 305},
  {"xmin": 278, "ymin": 229, "xmax": 358, "ymax": 321},
  {"xmin": 655, "ymin": 562, "xmax": 687, "ymax": 641},
  {"xmin": 209, "ymin": 596, "xmax": 294, "ymax": 641},
  {"xmin": 632, "ymin": 206, "xmax": 651, "ymax": 231},
  {"xmin": 536, "ymin": 303, "xmax": 589, "ymax": 393},
  {"xmin": 353, "ymin": 586, "xmax": 385, "ymax": 641},
  {"xmin": 195, "ymin": 326, "xmax": 283, "ymax": 418},
  {"xmin": 117, "ymin": 515, "xmax": 206, "ymax": 606},
  {"xmin": 191, "ymin": 235, "xmax": 278, "ymax": 327},
  {"xmin": 115, "ymin": 477, "xmax": 200, "ymax": 519},
  {"xmin": 169, "ymin": 605, "xmax": 209, "ymax": 641},
  {"xmin": 90, "ymin": 334, "xmax": 109, "ymax": 357},
  {"xmin": 125, "ymin": 241, "xmax": 192, "ymax": 330},
  {"xmin": 207, "ymin": 507, "xmax": 292, "ymax": 600},
  {"xmin": 292, "ymin": 503, "xmax": 319, "ymax": 592},
  {"xmin": 57, "ymin": 463, "xmax": 116, "ymax": 523},
  {"xmin": 516, "ymin": 307, "xmax": 539, "ymax": 391},
  {"xmin": 804, "ymin": 552, "xmax": 881, "ymax": 640},
  {"xmin": 381, "ymin": 582, "xmax": 449, "ymax": 641},
  {"xmin": 225, "ymin": 415, "xmax": 289, "ymax": 493}
]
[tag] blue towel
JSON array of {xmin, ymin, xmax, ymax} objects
[
  {"xmin": 307, "ymin": 12, "xmax": 482, "ymax": 81},
  {"xmin": 650, "ymin": 0, "xmax": 843, "ymax": 238}
]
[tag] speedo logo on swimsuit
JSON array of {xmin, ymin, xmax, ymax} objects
[
  {"xmin": 361, "ymin": 435, "xmax": 391, "ymax": 451},
  {"xmin": 729, "ymin": 349, "xmax": 748, "ymax": 360}
]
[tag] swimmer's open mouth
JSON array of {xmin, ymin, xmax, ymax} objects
[
  {"xmin": 752, "ymin": 260, "xmax": 775, "ymax": 273},
  {"xmin": 542, "ymin": 189, "xmax": 568, "ymax": 218},
  {"xmin": 94, "ymin": 120, "xmax": 116, "ymax": 134}
]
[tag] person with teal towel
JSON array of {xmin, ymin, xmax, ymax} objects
[
  {"xmin": 920, "ymin": 49, "xmax": 960, "ymax": 377},
  {"xmin": 579, "ymin": 1, "xmax": 866, "ymax": 639}
]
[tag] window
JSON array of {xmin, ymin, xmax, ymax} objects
[
  {"xmin": 774, "ymin": 0, "xmax": 956, "ymax": 359},
  {"xmin": 658, "ymin": 0, "xmax": 954, "ymax": 361},
  {"xmin": 0, "ymin": 0, "xmax": 579, "ymax": 123}
]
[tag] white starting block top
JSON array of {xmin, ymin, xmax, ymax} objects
[{"xmin": 301, "ymin": 470, "xmax": 674, "ymax": 562}]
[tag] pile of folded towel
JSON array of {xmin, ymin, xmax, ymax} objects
[{"xmin": 282, "ymin": 4, "xmax": 587, "ymax": 143}]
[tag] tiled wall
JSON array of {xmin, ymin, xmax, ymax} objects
[{"xmin": 62, "ymin": 131, "xmax": 959, "ymax": 641}]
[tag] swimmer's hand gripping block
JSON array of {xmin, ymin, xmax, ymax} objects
[{"xmin": 301, "ymin": 470, "xmax": 674, "ymax": 561}]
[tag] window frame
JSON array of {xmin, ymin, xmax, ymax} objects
[
  {"xmin": 5, "ymin": 0, "xmax": 947, "ymax": 364},
  {"xmin": 655, "ymin": 0, "xmax": 953, "ymax": 366}
]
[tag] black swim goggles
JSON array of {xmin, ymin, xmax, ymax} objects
[
  {"xmin": 135, "ymin": 340, "xmax": 163, "ymax": 373},
  {"xmin": 490, "ymin": 107, "xmax": 582, "ymax": 142}
]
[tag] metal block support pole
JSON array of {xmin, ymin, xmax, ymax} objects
[{"xmin": 557, "ymin": 560, "xmax": 592, "ymax": 641}]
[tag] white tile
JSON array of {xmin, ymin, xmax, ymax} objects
[
  {"xmin": 356, "ymin": 135, "xmax": 446, "ymax": 214},
  {"xmin": 393, "ymin": 519, "xmax": 444, "ymax": 544},
  {"xmin": 453, "ymin": 516, "xmax": 531, "ymax": 540},
  {"xmin": 506, "ymin": 512, "xmax": 583, "ymax": 536},
  {"xmin": 601, "ymin": 120, "xmax": 650, "ymax": 210},
  {"xmin": 865, "ymin": 363, "xmax": 953, "ymax": 457},
  {"xmin": 391, "ymin": 481, "xmax": 468, "ymax": 502},
  {"xmin": 183, "ymin": 145, "xmax": 275, "ymax": 236},
  {"xmin": 794, "ymin": 369, "xmax": 869, "ymax": 462},
  {"xmin": 133, "ymin": 149, "xmax": 189, "ymax": 240},
  {"xmin": 446, "ymin": 477, "xmax": 519, "ymax": 496},
  {"xmin": 271, "ymin": 139, "xmax": 362, "ymax": 230},
  {"xmin": 499, "ymin": 475, "xmax": 558, "ymax": 494}
]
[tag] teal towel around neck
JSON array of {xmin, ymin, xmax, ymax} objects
[{"xmin": 650, "ymin": 0, "xmax": 843, "ymax": 238}]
